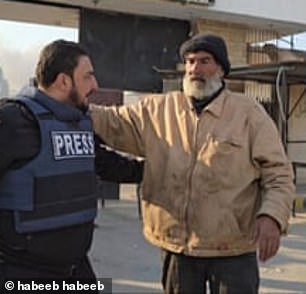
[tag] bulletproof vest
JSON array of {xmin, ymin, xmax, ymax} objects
[{"xmin": 0, "ymin": 90, "xmax": 97, "ymax": 233}]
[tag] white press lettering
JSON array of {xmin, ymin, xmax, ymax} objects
[
  {"xmin": 63, "ymin": 134, "xmax": 75, "ymax": 155},
  {"xmin": 52, "ymin": 131, "xmax": 94, "ymax": 159},
  {"xmin": 88, "ymin": 133, "xmax": 94, "ymax": 154},
  {"xmin": 73, "ymin": 133, "xmax": 83, "ymax": 155},
  {"xmin": 82, "ymin": 133, "xmax": 89, "ymax": 154},
  {"xmin": 53, "ymin": 134, "xmax": 64, "ymax": 157}
]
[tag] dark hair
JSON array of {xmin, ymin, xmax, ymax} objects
[{"xmin": 35, "ymin": 39, "xmax": 88, "ymax": 87}]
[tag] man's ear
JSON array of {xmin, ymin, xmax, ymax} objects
[
  {"xmin": 217, "ymin": 65, "xmax": 225, "ymax": 78},
  {"xmin": 54, "ymin": 73, "xmax": 72, "ymax": 91}
]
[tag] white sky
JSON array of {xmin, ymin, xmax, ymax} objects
[
  {"xmin": 0, "ymin": 19, "xmax": 78, "ymax": 95},
  {"xmin": 269, "ymin": 33, "xmax": 306, "ymax": 50},
  {"xmin": 0, "ymin": 19, "xmax": 78, "ymax": 51}
]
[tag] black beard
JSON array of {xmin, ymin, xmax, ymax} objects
[
  {"xmin": 68, "ymin": 88, "xmax": 88, "ymax": 113},
  {"xmin": 77, "ymin": 103, "xmax": 89, "ymax": 114}
]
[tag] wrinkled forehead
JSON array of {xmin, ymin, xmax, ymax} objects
[{"xmin": 184, "ymin": 51, "xmax": 218, "ymax": 66}]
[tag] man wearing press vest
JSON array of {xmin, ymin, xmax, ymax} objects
[{"xmin": 0, "ymin": 40, "xmax": 143, "ymax": 291}]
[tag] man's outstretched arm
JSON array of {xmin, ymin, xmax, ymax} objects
[{"xmin": 94, "ymin": 135, "xmax": 144, "ymax": 183}]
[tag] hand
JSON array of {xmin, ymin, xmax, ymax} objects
[{"xmin": 250, "ymin": 215, "xmax": 281, "ymax": 262}]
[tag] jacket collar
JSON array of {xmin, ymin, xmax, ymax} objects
[
  {"xmin": 204, "ymin": 88, "xmax": 228, "ymax": 118},
  {"xmin": 182, "ymin": 87, "xmax": 228, "ymax": 118}
]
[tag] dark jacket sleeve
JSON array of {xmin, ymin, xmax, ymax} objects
[
  {"xmin": 94, "ymin": 135, "xmax": 144, "ymax": 183},
  {"xmin": 0, "ymin": 100, "xmax": 39, "ymax": 179}
]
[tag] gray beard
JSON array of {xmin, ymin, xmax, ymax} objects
[{"xmin": 183, "ymin": 75, "xmax": 223, "ymax": 101}]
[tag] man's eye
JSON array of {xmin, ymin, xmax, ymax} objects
[
  {"xmin": 186, "ymin": 59, "xmax": 195, "ymax": 64},
  {"xmin": 186, "ymin": 58, "xmax": 210, "ymax": 64}
]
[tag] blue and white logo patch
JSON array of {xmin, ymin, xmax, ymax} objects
[{"xmin": 52, "ymin": 131, "xmax": 95, "ymax": 160}]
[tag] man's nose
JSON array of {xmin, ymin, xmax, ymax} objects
[
  {"xmin": 191, "ymin": 61, "xmax": 202, "ymax": 72},
  {"xmin": 92, "ymin": 77, "xmax": 99, "ymax": 91}
]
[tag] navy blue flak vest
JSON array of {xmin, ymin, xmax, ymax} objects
[{"xmin": 0, "ymin": 88, "xmax": 97, "ymax": 233}]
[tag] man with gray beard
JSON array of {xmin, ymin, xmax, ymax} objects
[{"xmin": 90, "ymin": 33, "xmax": 294, "ymax": 294}]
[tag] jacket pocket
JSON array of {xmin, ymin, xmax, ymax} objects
[{"xmin": 198, "ymin": 134, "xmax": 243, "ymax": 192}]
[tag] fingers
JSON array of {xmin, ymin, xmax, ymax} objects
[
  {"xmin": 258, "ymin": 232, "xmax": 280, "ymax": 262},
  {"xmin": 255, "ymin": 216, "xmax": 281, "ymax": 262}
]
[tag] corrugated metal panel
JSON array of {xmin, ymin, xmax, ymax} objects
[{"xmin": 245, "ymin": 28, "xmax": 278, "ymax": 102}]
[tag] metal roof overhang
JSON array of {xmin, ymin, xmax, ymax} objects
[
  {"xmin": 227, "ymin": 61, "xmax": 306, "ymax": 85},
  {"xmin": 154, "ymin": 61, "xmax": 306, "ymax": 85}
]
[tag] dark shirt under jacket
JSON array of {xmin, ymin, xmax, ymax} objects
[{"xmin": 0, "ymin": 98, "xmax": 143, "ymax": 268}]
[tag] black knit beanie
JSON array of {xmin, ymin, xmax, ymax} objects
[{"xmin": 179, "ymin": 33, "xmax": 231, "ymax": 76}]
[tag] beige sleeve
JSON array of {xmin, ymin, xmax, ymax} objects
[
  {"xmin": 89, "ymin": 103, "xmax": 145, "ymax": 157},
  {"xmin": 251, "ymin": 104, "xmax": 295, "ymax": 233}
]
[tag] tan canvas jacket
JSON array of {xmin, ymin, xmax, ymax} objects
[{"xmin": 90, "ymin": 88, "xmax": 294, "ymax": 257}]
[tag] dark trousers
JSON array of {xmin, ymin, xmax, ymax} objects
[
  {"xmin": 0, "ymin": 256, "xmax": 98, "ymax": 293},
  {"xmin": 161, "ymin": 250, "xmax": 259, "ymax": 294}
]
